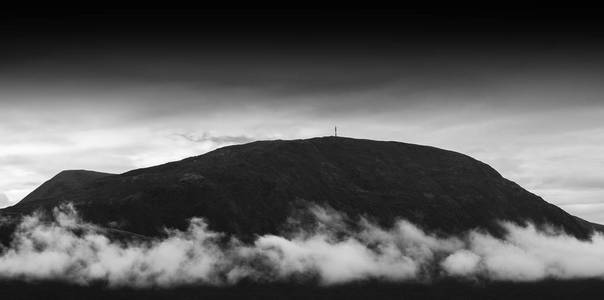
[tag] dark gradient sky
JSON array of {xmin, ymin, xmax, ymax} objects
[{"xmin": 2, "ymin": 9, "xmax": 604, "ymax": 222}]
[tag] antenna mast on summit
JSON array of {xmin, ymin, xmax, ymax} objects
[{"xmin": 334, "ymin": 126, "xmax": 338, "ymax": 137}]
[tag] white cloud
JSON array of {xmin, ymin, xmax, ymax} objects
[
  {"xmin": 0, "ymin": 193, "xmax": 11, "ymax": 208},
  {"xmin": 3, "ymin": 205, "xmax": 604, "ymax": 287}
]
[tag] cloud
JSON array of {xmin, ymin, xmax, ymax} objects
[
  {"xmin": 3, "ymin": 204, "xmax": 604, "ymax": 287},
  {"xmin": 175, "ymin": 132, "xmax": 255, "ymax": 145},
  {"xmin": 0, "ymin": 193, "xmax": 11, "ymax": 209},
  {"xmin": 441, "ymin": 223, "xmax": 604, "ymax": 281},
  {"xmin": 440, "ymin": 250, "xmax": 481, "ymax": 276}
]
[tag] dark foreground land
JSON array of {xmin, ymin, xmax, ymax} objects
[{"xmin": 1, "ymin": 280, "xmax": 604, "ymax": 300}]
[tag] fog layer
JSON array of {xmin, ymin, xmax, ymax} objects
[{"xmin": 1, "ymin": 204, "xmax": 604, "ymax": 287}]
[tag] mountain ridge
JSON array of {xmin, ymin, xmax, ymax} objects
[
  {"xmin": 2, "ymin": 136, "xmax": 600, "ymax": 240},
  {"xmin": 18, "ymin": 169, "xmax": 114, "ymax": 205}
]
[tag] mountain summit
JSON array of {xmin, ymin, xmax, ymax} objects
[{"xmin": 2, "ymin": 137, "xmax": 600, "ymax": 239}]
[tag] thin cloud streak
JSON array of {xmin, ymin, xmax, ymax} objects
[{"xmin": 175, "ymin": 132, "xmax": 255, "ymax": 145}]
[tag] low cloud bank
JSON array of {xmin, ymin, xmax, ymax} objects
[{"xmin": 1, "ymin": 205, "xmax": 604, "ymax": 287}]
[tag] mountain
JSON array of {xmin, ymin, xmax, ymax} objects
[
  {"xmin": 18, "ymin": 170, "xmax": 114, "ymax": 205},
  {"xmin": 1, "ymin": 137, "xmax": 601, "ymax": 240}
]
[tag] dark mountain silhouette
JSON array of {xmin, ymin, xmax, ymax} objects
[
  {"xmin": 19, "ymin": 170, "xmax": 114, "ymax": 204},
  {"xmin": 1, "ymin": 137, "xmax": 601, "ymax": 240}
]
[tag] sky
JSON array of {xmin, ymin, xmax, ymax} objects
[{"xmin": 2, "ymin": 9, "xmax": 604, "ymax": 223}]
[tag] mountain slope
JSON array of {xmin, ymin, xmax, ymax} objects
[
  {"xmin": 2, "ymin": 137, "xmax": 599, "ymax": 240},
  {"xmin": 18, "ymin": 170, "xmax": 114, "ymax": 205}
]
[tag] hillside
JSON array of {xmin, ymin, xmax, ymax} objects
[
  {"xmin": 1, "ymin": 137, "xmax": 599, "ymax": 240},
  {"xmin": 18, "ymin": 170, "xmax": 114, "ymax": 205}
]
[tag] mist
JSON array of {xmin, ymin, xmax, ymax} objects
[{"xmin": 1, "ymin": 204, "xmax": 604, "ymax": 287}]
